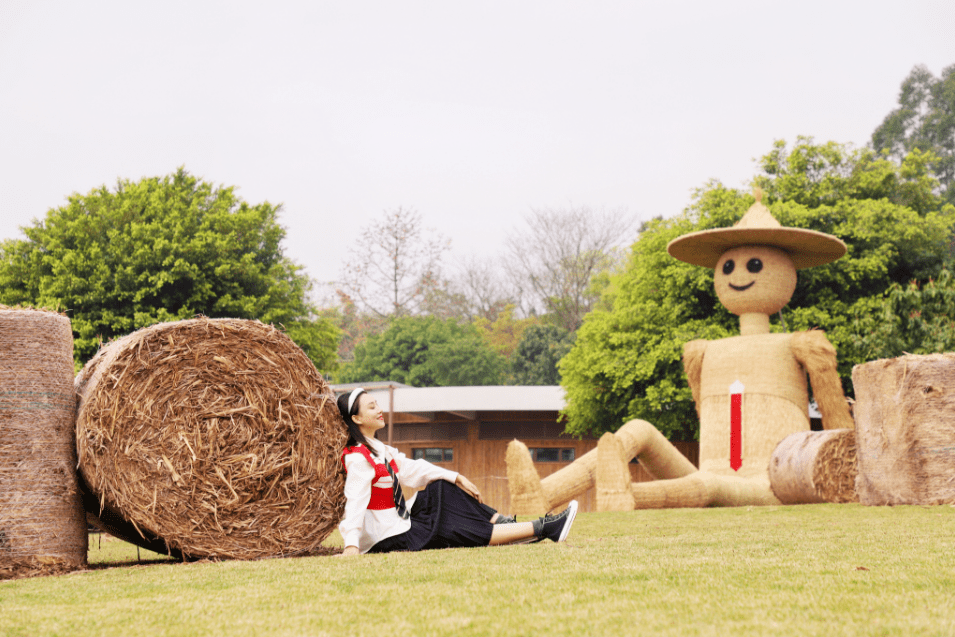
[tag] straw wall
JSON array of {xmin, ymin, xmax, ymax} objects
[
  {"xmin": 0, "ymin": 307, "xmax": 86, "ymax": 580},
  {"xmin": 853, "ymin": 354, "xmax": 955, "ymax": 505},
  {"xmin": 75, "ymin": 318, "xmax": 347, "ymax": 559}
]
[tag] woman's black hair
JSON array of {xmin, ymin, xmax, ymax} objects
[{"xmin": 337, "ymin": 390, "xmax": 376, "ymax": 453}]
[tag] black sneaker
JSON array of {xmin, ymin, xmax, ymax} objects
[
  {"xmin": 535, "ymin": 500, "xmax": 578, "ymax": 543},
  {"xmin": 493, "ymin": 514, "xmax": 516, "ymax": 525}
]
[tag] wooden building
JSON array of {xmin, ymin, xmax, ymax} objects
[{"xmin": 335, "ymin": 383, "xmax": 699, "ymax": 513}]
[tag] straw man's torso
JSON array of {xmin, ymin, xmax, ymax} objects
[{"xmin": 693, "ymin": 332, "xmax": 810, "ymax": 478}]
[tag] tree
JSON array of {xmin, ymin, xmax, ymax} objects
[
  {"xmin": 450, "ymin": 255, "xmax": 523, "ymax": 322},
  {"xmin": 872, "ymin": 64, "xmax": 955, "ymax": 205},
  {"xmin": 473, "ymin": 304, "xmax": 539, "ymax": 360},
  {"xmin": 0, "ymin": 168, "xmax": 339, "ymax": 372},
  {"xmin": 505, "ymin": 206, "xmax": 633, "ymax": 332},
  {"xmin": 560, "ymin": 139, "xmax": 955, "ymax": 440},
  {"xmin": 511, "ymin": 323, "xmax": 575, "ymax": 386},
  {"xmin": 849, "ymin": 269, "xmax": 955, "ymax": 361},
  {"xmin": 338, "ymin": 207, "xmax": 450, "ymax": 318},
  {"xmin": 337, "ymin": 316, "xmax": 506, "ymax": 386}
]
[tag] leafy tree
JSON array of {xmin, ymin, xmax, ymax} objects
[
  {"xmin": 872, "ymin": 64, "xmax": 955, "ymax": 205},
  {"xmin": 849, "ymin": 269, "xmax": 955, "ymax": 361},
  {"xmin": 511, "ymin": 323, "xmax": 575, "ymax": 386},
  {"xmin": 338, "ymin": 316, "xmax": 505, "ymax": 386},
  {"xmin": 560, "ymin": 139, "xmax": 955, "ymax": 440},
  {"xmin": 0, "ymin": 168, "xmax": 339, "ymax": 371},
  {"xmin": 473, "ymin": 304, "xmax": 539, "ymax": 360},
  {"xmin": 321, "ymin": 289, "xmax": 388, "ymax": 363},
  {"xmin": 505, "ymin": 205, "xmax": 633, "ymax": 332}
]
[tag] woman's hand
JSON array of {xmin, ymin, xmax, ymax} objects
[
  {"xmin": 455, "ymin": 475, "xmax": 483, "ymax": 503},
  {"xmin": 340, "ymin": 545, "xmax": 360, "ymax": 557}
]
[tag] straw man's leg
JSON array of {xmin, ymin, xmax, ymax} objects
[
  {"xmin": 627, "ymin": 471, "xmax": 781, "ymax": 508},
  {"xmin": 507, "ymin": 419, "xmax": 697, "ymax": 515},
  {"xmin": 595, "ymin": 424, "xmax": 782, "ymax": 509}
]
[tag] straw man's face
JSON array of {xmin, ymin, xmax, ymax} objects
[{"xmin": 714, "ymin": 245, "xmax": 796, "ymax": 316}]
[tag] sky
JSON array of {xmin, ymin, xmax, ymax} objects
[{"xmin": 2, "ymin": 1, "xmax": 954, "ymax": 302}]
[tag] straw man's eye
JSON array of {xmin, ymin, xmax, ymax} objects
[
  {"xmin": 746, "ymin": 258, "xmax": 763, "ymax": 273},
  {"xmin": 722, "ymin": 260, "xmax": 735, "ymax": 275}
]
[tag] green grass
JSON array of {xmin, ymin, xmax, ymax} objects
[{"xmin": 2, "ymin": 505, "xmax": 954, "ymax": 636}]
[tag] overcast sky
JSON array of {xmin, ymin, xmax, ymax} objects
[{"xmin": 2, "ymin": 1, "xmax": 953, "ymax": 301}]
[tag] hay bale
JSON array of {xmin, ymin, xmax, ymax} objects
[
  {"xmin": 75, "ymin": 318, "xmax": 346, "ymax": 559},
  {"xmin": 505, "ymin": 439, "xmax": 548, "ymax": 515},
  {"xmin": 852, "ymin": 354, "xmax": 955, "ymax": 506},
  {"xmin": 769, "ymin": 429, "xmax": 858, "ymax": 504},
  {"xmin": 0, "ymin": 307, "xmax": 86, "ymax": 580},
  {"xmin": 596, "ymin": 432, "xmax": 634, "ymax": 511}
]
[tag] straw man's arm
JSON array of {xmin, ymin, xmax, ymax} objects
[
  {"xmin": 790, "ymin": 330, "xmax": 854, "ymax": 430},
  {"xmin": 682, "ymin": 339, "xmax": 708, "ymax": 418}
]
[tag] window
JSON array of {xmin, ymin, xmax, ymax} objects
[
  {"xmin": 412, "ymin": 448, "xmax": 453, "ymax": 462},
  {"xmin": 528, "ymin": 448, "xmax": 575, "ymax": 463}
]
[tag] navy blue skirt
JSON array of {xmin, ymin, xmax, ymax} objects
[{"xmin": 368, "ymin": 480, "xmax": 496, "ymax": 552}]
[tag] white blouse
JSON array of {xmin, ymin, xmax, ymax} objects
[{"xmin": 338, "ymin": 439, "xmax": 459, "ymax": 553}]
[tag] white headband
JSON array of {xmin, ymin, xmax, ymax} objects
[{"xmin": 347, "ymin": 388, "xmax": 365, "ymax": 414}]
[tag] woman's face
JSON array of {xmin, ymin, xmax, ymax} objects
[{"xmin": 352, "ymin": 393, "xmax": 385, "ymax": 437}]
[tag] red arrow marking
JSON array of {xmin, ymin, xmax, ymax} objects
[{"xmin": 730, "ymin": 381, "xmax": 743, "ymax": 471}]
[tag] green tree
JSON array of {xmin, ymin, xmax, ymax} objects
[
  {"xmin": 849, "ymin": 269, "xmax": 955, "ymax": 361},
  {"xmin": 560, "ymin": 139, "xmax": 955, "ymax": 440},
  {"xmin": 872, "ymin": 64, "xmax": 955, "ymax": 205},
  {"xmin": 0, "ymin": 168, "xmax": 339, "ymax": 372},
  {"xmin": 338, "ymin": 316, "xmax": 505, "ymax": 386},
  {"xmin": 511, "ymin": 323, "xmax": 575, "ymax": 385},
  {"xmin": 473, "ymin": 304, "xmax": 539, "ymax": 360}
]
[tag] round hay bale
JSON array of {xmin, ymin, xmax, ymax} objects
[
  {"xmin": 75, "ymin": 318, "xmax": 346, "ymax": 560},
  {"xmin": 769, "ymin": 429, "xmax": 858, "ymax": 504},
  {"xmin": 0, "ymin": 306, "xmax": 86, "ymax": 580}
]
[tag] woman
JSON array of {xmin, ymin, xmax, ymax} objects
[{"xmin": 337, "ymin": 388, "xmax": 578, "ymax": 555}]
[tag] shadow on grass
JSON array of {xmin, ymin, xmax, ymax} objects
[{"xmin": 86, "ymin": 533, "xmax": 342, "ymax": 572}]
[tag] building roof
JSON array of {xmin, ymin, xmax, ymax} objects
[{"xmin": 330, "ymin": 384, "xmax": 566, "ymax": 423}]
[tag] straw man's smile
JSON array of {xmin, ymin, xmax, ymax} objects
[{"xmin": 728, "ymin": 281, "xmax": 755, "ymax": 291}]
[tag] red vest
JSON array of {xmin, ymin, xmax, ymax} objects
[{"xmin": 341, "ymin": 445, "xmax": 399, "ymax": 511}]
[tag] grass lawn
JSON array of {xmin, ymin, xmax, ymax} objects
[{"xmin": 2, "ymin": 504, "xmax": 954, "ymax": 636}]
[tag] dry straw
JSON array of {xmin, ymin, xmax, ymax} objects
[
  {"xmin": 507, "ymin": 419, "xmax": 697, "ymax": 515},
  {"xmin": 769, "ymin": 429, "xmax": 858, "ymax": 504},
  {"xmin": 0, "ymin": 306, "xmax": 86, "ymax": 580},
  {"xmin": 852, "ymin": 354, "xmax": 955, "ymax": 506},
  {"xmin": 75, "ymin": 318, "xmax": 347, "ymax": 560}
]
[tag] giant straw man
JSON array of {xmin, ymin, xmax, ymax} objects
[{"xmin": 507, "ymin": 190, "xmax": 855, "ymax": 511}]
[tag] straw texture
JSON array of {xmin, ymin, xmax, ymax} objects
[
  {"xmin": 695, "ymin": 333, "xmax": 811, "ymax": 478},
  {"xmin": 596, "ymin": 432, "xmax": 634, "ymax": 511},
  {"xmin": 507, "ymin": 419, "xmax": 697, "ymax": 515},
  {"xmin": 0, "ymin": 307, "xmax": 86, "ymax": 580},
  {"xmin": 505, "ymin": 439, "xmax": 548, "ymax": 515},
  {"xmin": 75, "ymin": 318, "xmax": 346, "ymax": 560},
  {"xmin": 666, "ymin": 189, "xmax": 846, "ymax": 269},
  {"xmin": 769, "ymin": 430, "xmax": 858, "ymax": 504},
  {"xmin": 853, "ymin": 354, "xmax": 955, "ymax": 506},
  {"xmin": 630, "ymin": 472, "xmax": 780, "ymax": 509}
]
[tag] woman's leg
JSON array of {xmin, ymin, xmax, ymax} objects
[
  {"xmin": 488, "ymin": 522, "xmax": 536, "ymax": 545},
  {"xmin": 489, "ymin": 501, "xmax": 579, "ymax": 545}
]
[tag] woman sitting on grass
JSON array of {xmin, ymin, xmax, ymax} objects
[{"xmin": 337, "ymin": 388, "xmax": 577, "ymax": 556}]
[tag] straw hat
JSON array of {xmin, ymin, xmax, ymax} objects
[{"xmin": 667, "ymin": 189, "xmax": 846, "ymax": 269}]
